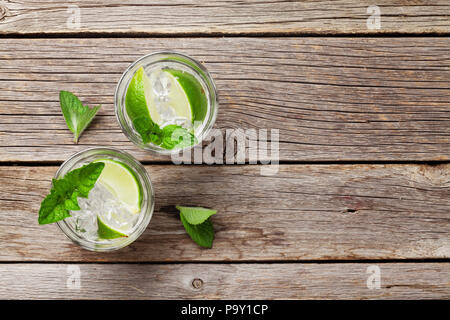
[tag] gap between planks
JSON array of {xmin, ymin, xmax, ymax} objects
[{"xmin": 1, "ymin": 258, "xmax": 449, "ymax": 265}]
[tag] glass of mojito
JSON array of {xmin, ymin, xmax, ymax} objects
[
  {"xmin": 55, "ymin": 147, "xmax": 154, "ymax": 251},
  {"xmin": 115, "ymin": 52, "xmax": 219, "ymax": 153}
]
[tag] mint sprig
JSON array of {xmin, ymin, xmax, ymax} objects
[
  {"xmin": 59, "ymin": 91, "xmax": 101, "ymax": 143},
  {"xmin": 176, "ymin": 206, "xmax": 217, "ymax": 248},
  {"xmin": 160, "ymin": 125, "xmax": 197, "ymax": 150},
  {"xmin": 141, "ymin": 124, "xmax": 197, "ymax": 150},
  {"xmin": 38, "ymin": 162, "xmax": 105, "ymax": 225}
]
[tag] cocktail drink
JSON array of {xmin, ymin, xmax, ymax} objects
[
  {"xmin": 56, "ymin": 148, "xmax": 154, "ymax": 251},
  {"xmin": 115, "ymin": 52, "xmax": 218, "ymax": 153}
]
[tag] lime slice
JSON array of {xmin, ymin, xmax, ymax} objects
[
  {"xmin": 97, "ymin": 216, "xmax": 128, "ymax": 239},
  {"xmin": 93, "ymin": 159, "xmax": 142, "ymax": 214},
  {"xmin": 151, "ymin": 70, "xmax": 193, "ymax": 123},
  {"xmin": 125, "ymin": 67, "xmax": 161, "ymax": 142},
  {"xmin": 164, "ymin": 69, "xmax": 208, "ymax": 123}
]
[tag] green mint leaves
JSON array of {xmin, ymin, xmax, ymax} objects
[
  {"xmin": 140, "ymin": 123, "xmax": 197, "ymax": 150},
  {"xmin": 177, "ymin": 206, "xmax": 217, "ymax": 225},
  {"xmin": 38, "ymin": 162, "xmax": 105, "ymax": 225},
  {"xmin": 160, "ymin": 125, "xmax": 197, "ymax": 150},
  {"xmin": 59, "ymin": 91, "xmax": 101, "ymax": 144},
  {"xmin": 176, "ymin": 206, "xmax": 217, "ymax": 248}
]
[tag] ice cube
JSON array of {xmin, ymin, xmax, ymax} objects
[
  {"xmin": 160, "ymin": 105, "xmax": 176, "ymax": 122},
  {"xmin": 67, "ymin": 182, "xmax": 138, "ymax": 242},
  {"xmin": 152, "ymin": 71, "xmax": 171, "ymax": 98},
  {"xmin": 173, "ymin": 116, "xmax": 192, "ymax": 128}
]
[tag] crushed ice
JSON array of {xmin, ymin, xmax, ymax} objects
[{"xmin": 66, "ymin": 182, "xmax": 138, "ymax": 241}]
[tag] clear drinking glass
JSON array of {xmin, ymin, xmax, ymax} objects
[
  {"xmin": 56, "ymin": 147, "xmax": 154, "ymax": 251},
  {"xmin": 115, "ymin": 51, "xmax": 219, "ymax": 154}
]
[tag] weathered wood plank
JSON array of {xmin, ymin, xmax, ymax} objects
[
  {"xmin": 0, "ymin": 164, "xmax": 448, "ymax": 262},
  {"xmin": 0, "ymin": 1, "xmax": 449, "ymax": 35},
  {"xmin": 0, "ymin": 263, "xmax": 448, "ymax": 299},
  {"xmin": 0, "ymin": 38, "xmax": 449, "ymax": 162}
]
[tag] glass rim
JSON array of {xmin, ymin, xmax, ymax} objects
[
  {"xmin": 114, "ymin": 51, "xmax": 219, "ymax": 155},
  {"xmin": 55, "ymin": 147, "xmax": 154, "ymax": 252}
]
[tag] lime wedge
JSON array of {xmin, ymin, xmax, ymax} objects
[
  {"xmin": 152, "ymin": 70, "xmax": 193, "ymax": 123},
  {"xmin": 93, "ymin": 159, "xmax": 142, "ymax": 214},
  {"xmin": 97, "ymin": 216, "xmax": 128, "ymax": 239},
  {"xmin": 164, "ymin": 69, "xmax": 208, "ymax": 123},
  {"xmin": 125, "ymin": 67, "xmax": 161, "ymax": 142}
]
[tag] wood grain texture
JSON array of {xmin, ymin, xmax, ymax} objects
[
  {"xmin": 0, "ymin": 263, "xmax": 448, "ymax": 299},
  {"xmin": 0, "ymin": 38, "xmax": 449, "ymax": 162},
  {"xmin": 0, "ymin": 164, "xmax": 448, "ymax": 262},
  {"xmin": 0, "ymin": 1, "xmax": 449, "ymax": 35}
]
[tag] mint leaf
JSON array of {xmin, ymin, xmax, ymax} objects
[
  {"xmin": 134, "ymin": 120, "xmax": 196, "ymax": 149},
  {"xmin": 38, "ymin": 189, "xmax": 72, "ymax": 225},
  {"xmin": 133, "ymin": 117, "xmax": 162, "ymax": 145},
  {"xmin": 176, "ymin": 206, "xmax": 217, "ymax": 225},
  {"xmin": 176, "ymin": 206, "xmax": 217, "ymax": 248},
  {"xmin": 160, "ymin": 125, "xmax": 197, "ymax": 150},
  {"xmin": 180, "ymin": 214, "xmax": 215, "ymax": 248},
  {"xmin": 62, "ymin": 161, "xmax": 106, "ymax": 198},
  {"xmin": 59, "ymin": 91, "xmax": 101, "ymax": 143},
  {"xmin": 38, "ymin": 162, "xmax": 105, "ymax": 225}
]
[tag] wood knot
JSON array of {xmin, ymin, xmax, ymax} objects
[
  {"xmin": 343, "ymin": 208, "xmax": 358, "ymax": 214},
  {"xmin": 0, "ymin": 5, "xmax": 8, "ymax": 21},
  {"xmin": 192, "ymin": 278, "xmax": 203, "ymax": 289}
]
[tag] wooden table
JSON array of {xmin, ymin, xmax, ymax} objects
[{"xmin": 0, "ymin": 1, "xmax": 449, "ymax": 300}]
